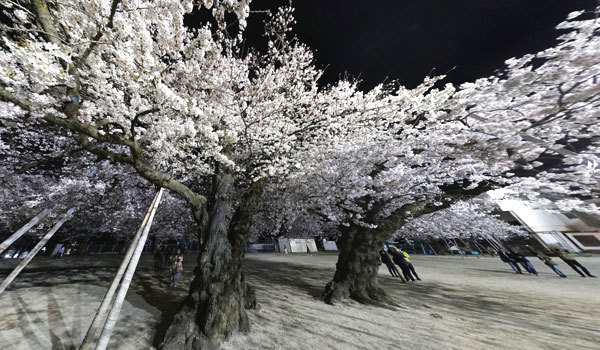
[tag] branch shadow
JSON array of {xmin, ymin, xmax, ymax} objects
[{"xmin": 45, "ymin": 287, "xmax": 76, "ymax": 350}]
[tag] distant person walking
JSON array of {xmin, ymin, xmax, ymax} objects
[
  {"xmin": 390, "ymin": 247, "xmax": 416, "ymax": 282},
  {"xmin": 554, "ymin": 248, "xmax": 596, "ymax": 278},
  {"xmin": 154, "ymin": 245, "xmax": 164, "ymax": 269},
  {"xmin": 498, "ymin": 251, "xmax": 522, "ymax": 274},
  {"xmin": 170, "ymin": 250, "xmax": 184, "ymax": 287},
  {"xmin": 54, "ymin": 246, "xmax": 65, "ymax": 259},
  {"xmin": 306, "ymin": 240, "xmax": 312, "ymax": 256},
  {"xmin": 400, "ymin": 249, "xmax": 421, "ymax": 280},
  {"xmin": 379, "ymin": 249, "xmax": 405, "ymax": 281},
  {"xmin": 283, "ymin": 245, "xmax": 288, "ymax": 254}
]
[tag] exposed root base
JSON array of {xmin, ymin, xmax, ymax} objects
[{"xmin": 322, "ymin": 280, "xmax": 399, "ymax": 310}]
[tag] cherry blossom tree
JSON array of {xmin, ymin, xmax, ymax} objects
[
  {"xmin": 1, "ymin": 1, "xmax": 598, "ymax": 345},
  {"xmin": 255, "ymin": 7, "xmax": 600, "ymax": 307},
  {"xmin": 0, "ymin": 1, "xmax": 408, "ymax": 347},
  {"xmin": 447, "ymin": 7, "xmax": 600, "ymax": 213},
  {"xmin": 394, "ymin": 199, "xmax": 528, "ymax": 243},
  {"xmin": 0, "ymin": 1, "xmax": 270, "ymax": 347}
]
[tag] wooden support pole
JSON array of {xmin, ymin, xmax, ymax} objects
[
  {"xmin": 79, "ymin": 190, "xmax": 161, "ymax": 350},
  {"xmin": 0, "ymin": 209, "xmax": 49, "ymax": 255},
  {"xmin": 94, "ymin": 188, "xmax": 164, "ymax": 350},
  {"xmin": 472, "ymin": 239, "xmax": 489, "ymax": 255},
  {"xmin": 0, "ymin": 208, "xmax": 75, "ymax": 295},
  {"xmin": 426, "ymin": 240, "xmax": 438, "ymax": 255}
]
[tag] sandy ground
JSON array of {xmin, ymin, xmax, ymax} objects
[{"xmin": 1, "ymin": 253, "xmax": 599, "ymax": 349}]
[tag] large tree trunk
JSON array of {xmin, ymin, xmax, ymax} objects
[
  {"xmin": 322, "ymin": 196, "xmax": 484, "ymax": 307},
  {"xmin": 159, "ymin": 170, "xmax": 263, "ymax": 350},
  {"xmin": 321, "ymin": 223, "xmax": 395, "ymax": 307}
]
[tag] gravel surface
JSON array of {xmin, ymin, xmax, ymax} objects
[{"xmin": 1, "ymin": 253, "xmax": 598, "ymax": 349}]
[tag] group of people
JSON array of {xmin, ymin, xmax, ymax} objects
[
  {"xmin": 379, "ymin": 246, "xmax": 421, "ymax": 282},
  {"xmin": 498, "ymin": 249, "xmax": 540, "ymax": 275},
  {"xmin": 498, "ymin": 246, "xmax": 595, "ymax": 278}
]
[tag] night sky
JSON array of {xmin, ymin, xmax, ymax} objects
[{"xmin": 243, "ymin": 0, "xmax": 598, "ymax": 89}]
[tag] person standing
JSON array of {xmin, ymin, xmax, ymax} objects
[
  {"xmin": 379, "ymin": 249, "xmax": 405, "ymax": 282},
  {"xmin": 54, "ymin": 246, "xmax": 65, "ymax": 259},
  {"xmin": 154, "ymin": 245, "xmax": 164, "ymax": 269},
  {"xmin": 554, "ymin": 248, "xmax": 596, "ymax": 277},
  {"xmin": 498, "ymin": 251, "xmax": 522, "ymax": 274},
  {"xmin": 390, "ymin": 247, "xmax": 415, "ymax": 282},
  {"xmin": 400, "ymin": 249, "xmax": 421, "ymax": 280},
  {"xmin": 170, "ymin": 250, "xmax": 184, "ymax": 287}
]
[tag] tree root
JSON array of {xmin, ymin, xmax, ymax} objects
[{"xmin": 322, "ymin": 279, "xmax": 401, "ymax": 310}]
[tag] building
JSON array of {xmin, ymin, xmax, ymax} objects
[{"xmin": 490, "ymin": 192, "xmax": 600, "ymax": 252}]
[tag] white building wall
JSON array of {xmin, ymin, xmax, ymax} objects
[{"xmin": 492, "ymin": 197, "xmax": 599, "ymax": 251}]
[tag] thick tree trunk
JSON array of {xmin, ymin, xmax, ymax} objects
[
  {"xmin": 159, "ymin": 172, "xmax": 263, "ymax": 350},
  {"xmin": 321, "ymin": 223, "xmax": 395, "ymax": 307},
  {"xmin": 322, "ymin": 199, "xmax": 463, "ymax": 306}
]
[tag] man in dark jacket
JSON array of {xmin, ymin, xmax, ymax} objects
[
  {"xmin": 498, "ymin": 250, "xmax": 522, "ymax": 274},
  {"xmin": 555, "ymin": 248, "xmax": 595, "ymax": 277},
  {"xmin": 379, "ymin": 249, "xmax": 405, "ymax": 282},
  {"xmin": 508, "ymin": 250, "xmax": 538, "ymax": 275},
  {"xmin": 390, "ymin": 247, "xmax": 416, "ymax": 282}
]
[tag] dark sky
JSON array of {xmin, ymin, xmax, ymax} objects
[{"xmin": 244, "ymin": 0, "xmax": 598, "ymax": 89}]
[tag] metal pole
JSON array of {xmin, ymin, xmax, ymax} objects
[
  {"xmin": 0, "ymin": 209, "xmax": 49, "ymax": 255},
  {"xmin": 94, "ymin": 188, "xmax": 164, "ymax": 350},
  {"xmin": 79, "ymin": 190, "xmax": 162, "ymax": 350},
  {"xmin": 426, "ymin": 240, "xmax": 438, "ymax": 255},
  {"xmin": 0, "ymin": 208, "xmax": 75, "ymax": 295}
]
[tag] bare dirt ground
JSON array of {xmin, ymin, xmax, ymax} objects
[{"xmin": 1, "ymin": 253, "xmax": 599, "ymax": 349}]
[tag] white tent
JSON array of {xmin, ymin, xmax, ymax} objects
[
  {"xmin": 278, "ymin": 238, "xmax": 318, "ymax": 253},
  {"xmin": 322, "ymin": 240, "xmax": 338, "ymax": 251}
]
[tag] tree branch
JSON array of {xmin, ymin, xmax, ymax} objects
[
  {"xmin": 42, "ymin": 114, "xmax": 207, "ymax": 211},
  {"xmin": 75, "ymin": 0, "xmax": 121, "ymax": 67},
  {"xmin": 0, "ymin": 148, "xmax": 82, "ymax": 184},
  {"xmin": 376, "ymin": 183, "xmax": 497, "ymax": 237},
  {"xmin": 0, "ymin": 87, "xmax": 31, "ymax": 111},
  {"xmin": 31, "ymin": 0, "xmax": 62, "ymax": 45}
]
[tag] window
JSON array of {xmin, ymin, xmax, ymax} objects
[{"xmin": 572, "ymin": 235, "xmax": 600, "ymax": 247}]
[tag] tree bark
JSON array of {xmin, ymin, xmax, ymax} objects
[
  {"xmin": 321, "ymin": 200, "xmax": 436, "ymax": 307},
  {"xmin": 321, "ymin": 223, "xmax": 394, "ymax": 307},
  {"xmin": 159, "ymin": 171, "xmax": 264, "ymax": 350}
]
